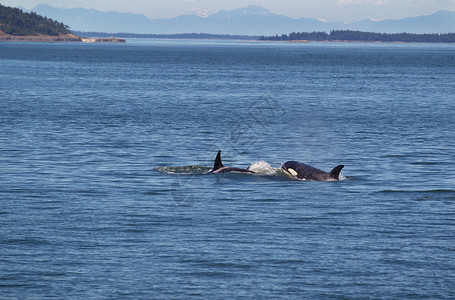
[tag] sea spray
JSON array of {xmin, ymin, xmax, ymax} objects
[{"xmin": 247, "ymin": 160, "xmax": 278, "ymax": 175}]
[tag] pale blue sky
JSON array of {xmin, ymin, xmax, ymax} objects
[{"xmin": 4, "ymin": 0, "xmax": 455, "ymax": 22}]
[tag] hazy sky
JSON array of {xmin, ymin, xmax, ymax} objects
[{"xmin": 4, "ymin": 0, "xmax": 455, "ymax": 22}]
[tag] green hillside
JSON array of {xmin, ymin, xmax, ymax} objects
[{"xmin": 0, "ymin": 4, "xmax": 71, "ymax": 36}]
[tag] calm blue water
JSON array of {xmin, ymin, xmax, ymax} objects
[{"xmin": 1, "ymin": 39, "xmax": 455, "ymax": 299}]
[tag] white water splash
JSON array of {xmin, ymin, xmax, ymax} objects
[{"xmin": 248, "ymin": 160, "xmax": 278, "ymax": 175}]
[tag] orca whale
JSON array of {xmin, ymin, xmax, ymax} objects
[
  {"xmin": 281, "ymin": 161, "xmax": 344, "ymax": 181},
  {"xmin": 207, "ymin": 150, "xmax": 255, "ymax": 174}
]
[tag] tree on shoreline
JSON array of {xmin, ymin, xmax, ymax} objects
[{"xmin": 0, "ymin": 4, "xmax": 71, "ymax": 36}]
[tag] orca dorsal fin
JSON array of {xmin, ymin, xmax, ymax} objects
[
  {"xmin": 330, "ymin": 165, "xmax": 344, "ymax": 180},
  {"xmin": 213, "ymin": 150, "xmax": 224, "ymax": 170}
]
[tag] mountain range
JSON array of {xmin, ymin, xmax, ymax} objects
[{"xmin": 27, "ymin": 4, "xmax": 455, "ymax": 35}]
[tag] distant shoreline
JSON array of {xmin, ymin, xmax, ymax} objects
[
  {"xmin": 2, "ymin": 32, "xmax": 454, "ymax": 45},
  {"xmin": 2, "ymin": 35, "xmax": 454, "ymax": 45},
  {"xmin": 0, "ymin": 34, "xmax": 81, "ymax": 42},
  {"xmin": 283, "ymin": 39, "xmax": 455, "ymax": 44},
  {"xmin": 73, "ymin": 31, "xmax": 455, "ymax": 44},
  {"xmin": 259, "ymin": 30, "xmax": 455, "ymax": 44},
  {"xmin": 0, "ymin": 34, "xmax": 125, "ymax": 43},
  {"xmin": 73, "ymin": 31, "xmax": 259, "ymax": 41}
]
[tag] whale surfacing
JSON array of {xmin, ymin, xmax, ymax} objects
[
  {"xmin": 207, "ymin": 150, "xmax": 255, "ymax": 174},
  {"xmin": 282, "ymin": 161, "xmax": 344, "ymax": 181}
]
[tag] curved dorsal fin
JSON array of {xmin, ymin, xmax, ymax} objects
[
  {"xmin": 330, "ymin": 165, "xmax": 344, "ymax": 180},
  {"xmin": 213, "ymin": 150, "xmax": 224, "ymax": 170}
]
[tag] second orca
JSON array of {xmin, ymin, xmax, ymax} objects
[{"xmin": 282, "ymin": 161, "xmax": 344, "ymax": 181}]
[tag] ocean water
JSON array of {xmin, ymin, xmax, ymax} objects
[{"xmin": 1, "ymin": 39, "xmax": 455, "ymax": 299}]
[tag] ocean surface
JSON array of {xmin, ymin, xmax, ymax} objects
[{"xmin": 1, "ymin": 39, "xmax": 455, "ymax": 299}]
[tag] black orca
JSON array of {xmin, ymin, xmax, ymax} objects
[
  {"xmin": 281, "ymin": 161, "xmax": 344, "ymax": 181},
  {"xmin": 207, "ymin": 150, "xmax": 255, "ymax": 174}
]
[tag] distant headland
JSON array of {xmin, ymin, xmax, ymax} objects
[{"xmin": 0, "ymin": 4, "xmax": 124, "ymax": 43}]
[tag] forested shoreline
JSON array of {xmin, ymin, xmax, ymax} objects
[
  {"xmin": 0, "ymin": 4, "xmax": 71, "ymax": 36},
  {"xmin": 259, "ymin": 30, "xmax": 455, "ymax": 43}
]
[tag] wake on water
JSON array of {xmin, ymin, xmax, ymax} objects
[
  {"xmin": 153, "ymin": 165, "xmax": 211, "ymax": 175},
  {"xmin": 154, "ymin": 161, "xmax": 282, "ymax": 176}
]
